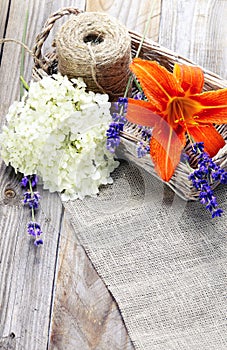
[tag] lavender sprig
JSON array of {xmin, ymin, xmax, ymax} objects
[
  {"xmin": 106, "ymin": 122, "xmax": 124, "ymax": 153},
  {"xmin": 106, "ymin": 93, "xmax": 151, "ymax": 156},
  {"xmin": 188, "ymin": 142, "xmax": 227, "ymax": 218},
  {"xmin": 137, "ymin": 141, "xmax": 150, "ymax": 158},
  {"xmin": 21, "ymin": 175, "xmax": 43, "ymax": 246},
  {"xmin": 106, "ymin": 97, "xmax": 128, "ymax": 153},
  {"xmin": 136, "ymin": 127, "xmax": 152, "ymax": 158},
  {"xmin": 27, "ymin": 222, "xmax": 43, "ymax": 246},
  {"xmin": 132, "ymin": 92, "xmax": 152, "ymax": 158}
]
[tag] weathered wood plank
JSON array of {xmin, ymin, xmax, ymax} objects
[
  {"xmin": 0, "ymin": 3, "xmax": 68, "ymax": 348},
  {"xmin": 0, "ymin": 163, "xmax": 63, "ymax": 350},
  {"xmin": 0, "ymin": 0, "xmax": 86, "ymax": 121},
  {"xmin": 35, "ymin": 0, "xmax": 86, "ymax": 63},
  {"xmin": 0, "ymin": 0, "xmax": 10, "ymax": 47},
  {"xmin": 159, "ymin": 0, "xmax": 227, "ymax": 79},
  {"xmin": 0, "ymin": 1, "xmax": 80, "ymax": 349},
  {"xmin": 50, "ymin": 213, "xmax": 134, "ymax": 350},
  {"xmin": 1, "ymin": 0, "xmax": 226, "ymax": 349},
  {"xmin": 0, "ymin": 1, "xmax": 134, "ymax": 349},
  {"xmin": 86, "ymin": 0, "xmax": 161, "ymax": 42}
]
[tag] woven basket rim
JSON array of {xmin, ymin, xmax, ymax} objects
[
  {"xmin": 32, "ymin": 7, "xmax": 227, "ymax": 88},
  {"xmin": 32, "ymin": 7, "xmax": 227, "ymax": 201}
]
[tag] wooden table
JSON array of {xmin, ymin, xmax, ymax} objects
[{"xmin": 0, "ymin": 1, "xmax": 226, "ymax": 349}]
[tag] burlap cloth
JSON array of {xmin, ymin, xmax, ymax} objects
[{"xmin": 63, "ymin": 159, "xmax": 227, "ymax": 350}]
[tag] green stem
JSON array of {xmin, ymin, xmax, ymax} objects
[
  {"xmin": 28, "ymin": 179, "xmax": 35, "ymax": 223},
  {"xmin": 124, "ymin": 75, "xmax": 133, "ymax": 98},
  {"xmin": 133, "ymin": 77, "xmax": 143, "ymax": 93},
  {"xmin": 20, "ymin": 76, "xmax": 29, "ymax": 91},
  {"xmin": 135, "ymin": 3, "xmax": 156, "ymax": 59},
  {"xmin": 124, "ymin": 3, "xmax": 155, "ymax": 98}
]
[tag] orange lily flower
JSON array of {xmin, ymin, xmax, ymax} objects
[{"xmin": 127, "ymin": 58, "xmax": 227, "ymax": 181}]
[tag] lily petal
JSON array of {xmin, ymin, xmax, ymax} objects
[
  {"xmin": 191, "ymin": 89, "xmax": 227, "ymax": 124},
  {"xmin": 130, "ymin": 58, "xmax": 183, "ymax": 112},
  {"xmin": 150, "ymin": 119, "xmax": 186, "ymax": 181},
  {"xmin": 188, "ymin": 124, "xmax": 225, "ymax": 157},
  {"xmin": 173, "ymin": 64, "xmax": 204, "ymax": 94},
  {"xmin": 127, "ymin": 98, "xmax": 162, "ymax": 127}
]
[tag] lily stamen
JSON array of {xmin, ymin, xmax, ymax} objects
[{"xmin": 126, "ymin": 58, "xmax": 227, "ymax": 181}]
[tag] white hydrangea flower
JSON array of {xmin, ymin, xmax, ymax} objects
[{"xmin": 0, "ymin": 74, "xmax": 119, "ymax": 200}]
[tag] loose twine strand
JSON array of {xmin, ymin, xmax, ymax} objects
[
  {"xmin": 87, "ymin": 42, "xmax": 106, "ymax": 94},
  {"xmin": 0, "ymin": 11, "xmax": 132, "ymax": 100},
  {"xmin": 55, "ymin": 12, "xmax": 132, "ymax": 100},
  {"xmin": 0, "ymin": 38, "xmax": 33, "ymax": 56}
]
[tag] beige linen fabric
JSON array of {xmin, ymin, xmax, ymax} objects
[{"xmin": 63, "ymin": 160, "xmax": 227, "ymax": 350}]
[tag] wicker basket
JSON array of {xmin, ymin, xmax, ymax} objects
[{"xmin": 32, "ymin": 7, "xmax": 227, "ymax": 201}]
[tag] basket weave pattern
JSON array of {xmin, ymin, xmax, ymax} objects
[{"xmin": 32, "ymin": 7, "xmax": 227, "ymax": 201}]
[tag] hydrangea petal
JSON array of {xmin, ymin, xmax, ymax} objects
[{"xmin": 0, "ymin": 74, "xmax": 119, "ymax": 200}]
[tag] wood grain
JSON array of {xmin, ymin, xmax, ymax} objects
[
  {"xmin": 0, "ymin": 162, "xmax": 63, "ymax": 350},
  {"xmin": 0, "ymin": 0, "xmax": 86, "ymax": 122},
  {"xmin": 0, "ymin": 1, "xmax": 135, "ymax": 349},
  {"xmin": 159, "ymin": 0, "xmax": 227, "ymax": 79},
  {"xmin": 0, "ymin": 0, "xmax": 10, "ymax": 48},
  {"xmin": 86, "ymin": 0, "xmax": 161, "ymax": 41},
  {"xmin": 50, "ymin": 214, "xmax": 134, "ymax": 350},
  {"xmin": 1, "ymin": 1, "xmax": 226, "ymax": 349}
]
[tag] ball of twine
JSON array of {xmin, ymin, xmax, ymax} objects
[{"xmin": 55, "ymin": 12, "xmax": 132, "ymax": 100}]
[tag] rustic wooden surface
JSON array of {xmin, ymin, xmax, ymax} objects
[
  {"xmin": 0, "ymin": 1, "xmax": 226, "ymax": 349},
  {"xmin": 159, "ymin": 0, "xmax": 227, "ymax": 79}
]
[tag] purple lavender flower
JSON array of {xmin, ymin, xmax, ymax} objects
[
  {"xmin": 21, "ymin": 175, "xmax": 38, "ymax": 188},
  {"xmin": 212, "ymin": 168, "xmax": 227, "ymax": 184},
  {"xmin": 106, "ymin": 137, "xmax": 121, "ymax": 154},
  {"xmin": 111, "ymin": 98, "xmax": 128, "ymax": 124},
  {"xmin": 141, "ymin": 127, "xmax": 152, "ymax": 141},
  {"xmin": 134, "ymin": 92, "xmax": 145, "ymax": 100},
  {"xmin": 34, "ymin": 239, "xmax": 44, "ymax": 246},
  {"xmin": 137, "ymin": 141, "xmax": 150, "ymax": 158},
  {"xmin": 21, "ymin": 176, "xmax": 29, "ymax": 188},
  {"xmin": 30, "ymin": 175, "xmax": 38, "ymax": 188},
  {"xmin": 23, "ymin": 191, "xmax": 40, "ymax": 209},
  {"xmin": 27, "ymin": 222, "xmax": 43, "ymax": 246},
  {"xmin": 113, "ymin": 97, "xmax": 128, "ymax": 114},
  {"xmin": 188, "ymin": 142, "xmax": 226, "ymax": 218},
  {"xmin": 27, "ymin": 222, "xmax": 42, "ymax": 236},
  {"xmin": 30, "ymin": 191, "xmax": 40, "ymax": 209},
  {"xmin": 191, "ymin": 142, "xmax": 204, "ymax": 154},
  {"xmin": 181, "ymin": 152, "xmax": 190, "ymax": 163},
  {"xmin": 211, "ymin": 208, "xmax": 223, "ymax": 218},
  {"xmin": 23, "ymin": 191, "xmax": 31, "ymax": 203},
  {"xmin": 21, "ymin": 175, "xmax": 43, "ymax": 246},
  {"xmin": 106, "ymin": 97, "xmax": 128, "ymax": 153},
  {"xmin": 106, "ymin": 122, "xmax": 124, "ymax": 138}
]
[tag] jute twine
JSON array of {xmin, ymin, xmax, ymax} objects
[
  {"xmin": 0, "ymin": 38, "xmax": 33, "ymax": 55},
  {"xmin": 55, "ymin": 12, "xmax": 132, "ymax": 100}
]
